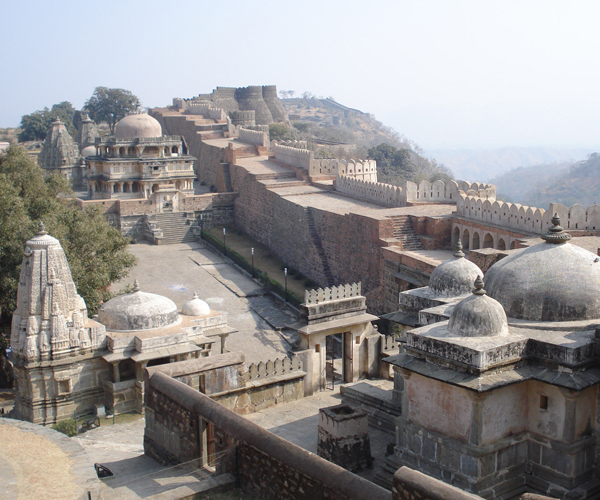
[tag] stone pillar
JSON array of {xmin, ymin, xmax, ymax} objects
[
  {"xmin": 112, "ymin": 362, "xmax": 120, "ymax": 383},
  {"xmin": 397, "ymin": 368, "xmax": 412, "ymax": 417}
]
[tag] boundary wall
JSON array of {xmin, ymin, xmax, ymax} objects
[
  {"xmin": 145, "ymin": 370, "xmax": 390, "ymax": 500},
  {"xmin": 335, "ymin": 176, "xmax": 405, "ymax": 207},
  {"xmin": 457, "ymin": 196, "xmax": 600, "ymax": 234},
  {"xmin": 238, "ymin": 128, "xmax": 269, "ymax": 148}
]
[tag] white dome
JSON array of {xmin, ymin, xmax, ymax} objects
[
  {"xmin": 114, "ymin": 113, "xmax": 162, "ymax": 139},
  {"xmin": 448, "ymin": 277, "xmax": 508, "ymax": 337},
  {"xmin": 181, "ymin": 292, "xmax": 211, "ymax": 316},
  {"xmin": 98, "ymin": 280, "xmax": 178, "ymax": 331},
  {"xmin": 429, "ymin": 242, "xmax": 483, "ymax": 297},
  {"xmin": 81, "ymin": 145, "xmax": 96, "ymax": 157},
  {"xmin": 485, "ymin": 215, "xmax": 600, "ymax": 322}
]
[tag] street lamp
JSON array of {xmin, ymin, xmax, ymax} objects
[
  {"xmin": 284, "ymin": 267, "xmax": 288, "ymax": 303},
  {"xmin": 223, "ymin": 227, "xmax": 227, "ymax": 257},
  {"xmin": 251, "ymin": 247, "xmax": 255, "ymax": 278}
]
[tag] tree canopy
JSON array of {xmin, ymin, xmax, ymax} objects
[
  {"xmin": 18, "ymin": 101, "xmax": 77, "ymax": 142},
  {"xmin": 84, "ymin": 87, "xmax": 141, "ymax": 134},
  {"xmin": 0, "ymin": 145, "xmax": 136, "ymax": 323},
  {"xmin": 367, "ymin": 143, "xmax": 416, "ymax": 183}
]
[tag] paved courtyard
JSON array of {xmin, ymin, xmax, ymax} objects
[{"xmin": 118, "ymin": 241, "xmax": 298, "ymax": 364}]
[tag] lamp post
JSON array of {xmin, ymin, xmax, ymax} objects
[
  {"xmin": 251, "ymin": 247, "xmax": 255, "ymax": 278},
  {"xmin": 223, "ymin": 227, "xmax": 227, "ymax": 257},
  {"xmin": 284, "ymin": 267, "xmax": 288, "ymax": 303}
]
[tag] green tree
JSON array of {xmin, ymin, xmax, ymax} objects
[
  {"xmin": 367, "ymin": 143, "xmax": 415, "ymax": 183},
  {"xmin": 0, "ymin": 146, "xmax": 136, "ymax": 323},
  {"xmin": 84, "ymin": 87, "xmax": 141, "ymax": 134},
  {"xmin": 18, "ymin": 102, "xmax": 77, "ymax": 142},
  {"xmin": 269, "ymin": 123, "xmax": 296, "ymax": 141}
]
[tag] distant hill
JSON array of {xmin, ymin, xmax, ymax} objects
[
  {"xmin": 426, "ymin": 147, "xmax": 595, "ymax": 182},
  {"xmin": 281, "ymin": 97, "xmax": 452, "ymax": 183},
  {"xmin": 522, "ymin": 153, "xmax": 600, "ymax": 208}
]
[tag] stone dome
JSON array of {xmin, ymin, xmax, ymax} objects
[
  {"xmin": 114, "ymin": 113, "xmax": 162, "ymax": 139},
  {"xmin": 98, "ymin": 280, "xmax": 179, "ymax": 331},
  {"xmin": 429, "ymin": 241, "xmax": 483, "ymax": 297},
  {"xmin": 485, "ymin": 215, "xmax": 600, "ymax": 322},
  {"xmin": 182, "ymin": 292, "xmax": 210, "ymax": 316},
  {"xmin": 448, "ymin": 277, "xmax": 509, "ymax": 337},
  {"xmin": 81, "ymin": 145, "xmax": 96, "ymax": 157}
]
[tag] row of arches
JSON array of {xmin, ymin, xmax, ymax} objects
[
  {"xmin": 96, "ymin": 145, "xmax": 180, "ymax": 158},
  {"xmin": 452, "ymin": 225, "xmax": 517, "ymax": 251}
]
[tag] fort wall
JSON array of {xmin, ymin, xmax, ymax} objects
[
  {"xmin": 238, "ymin": 128, "xmax": 269, "ymax": 148},
  {"xmin": 335, "ymin": 176, "xmax": 405, "ymax": 207},
  {"xmin": 145, "ymin": 371, "xmax": 389, "ymax": 500},
  {"xmin": 456, "ymin": 195, "xmax": 600, "ymax": 234}
]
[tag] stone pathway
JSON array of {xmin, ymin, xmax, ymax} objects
[{"xmin": 118, "ymin": 242, "xmax": 293, "ymax": 364}]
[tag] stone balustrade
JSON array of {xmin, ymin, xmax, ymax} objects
[{"xmin": 304, "ymin": 282, "xmax": 362, "ymax": 305}]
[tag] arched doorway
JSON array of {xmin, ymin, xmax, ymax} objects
[
  {"xmin": 462, "ymin": 229, "xmax": 470, "ymax": 251},
  {"xmin": 510, "ymin": 241, "xmax": 517, "ymax": 250},
  {"xmin": 498, "ymin": 238, "xmax": 506, "ymax": 250},
  {"xmin": 452, "ymin": 226, "xmax": 460, "ymax": 248},
  {"xmin": 483, "ymin": 233, "xmax": 494, "ymax": 248},
  {"xmin": 472, "ymin": 231, "xmax": 480, "ymax": 250}
]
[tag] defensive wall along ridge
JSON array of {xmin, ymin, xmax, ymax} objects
[{"xmin": 457, "ymin": 194, "xmax": 600, "ymax": 234}]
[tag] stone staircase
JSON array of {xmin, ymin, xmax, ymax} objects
[
  {"xmin": 388, "ymin": 215, "xmax": 423, "ymax": 251},
  {"xmin": 150, "ymin": 212, "xmax": 197, "ymax": 244},
  {"xmin": 221, "ymin": 163, "xmax": 233, "ymax": 192},
  {"xmin": 305, "ymin": 207, "xmax": 335, "ymax": 286}
]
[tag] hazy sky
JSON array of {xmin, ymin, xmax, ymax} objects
[{"xmin": 1, "ymin": 0, "xmax": 599, "ymax": 150}]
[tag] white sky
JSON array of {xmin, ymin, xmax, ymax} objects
[{"xmin": 1, "ymin": 0, "xmax": 599, "ymax": 150}]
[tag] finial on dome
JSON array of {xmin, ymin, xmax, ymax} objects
[
  {"xmin": 472, "ymin": 276, "xmax": 486, "ymax": 295},
  {"xmin": 37, "ymin": 222, "xmax": 48, "ymax": 236},
  {"xmin": 133, "ymin": 280, "xmax": 140, "ymax": 292},
  {"xmin": 454, "ymin": 239, "xmax": 465, "ymax": 258},
  {"xmin": 192, "ymin": 292, "xmax": 199, "ymax": 299},
  {"xmin": 542, "ymin": 214, "xmax": 572, "ymax": 244}
]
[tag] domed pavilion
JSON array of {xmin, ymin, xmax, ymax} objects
[
  {"xmin": 85, "ymin": 112, "xmax": 196, "ymax": 203},
  {"xmin": 383, "ymin": 216, "xmax": 600, "ymax": 499},
  {"xmin": 99, "ymin": 282, "xmax": 235, "ymax": 414}
]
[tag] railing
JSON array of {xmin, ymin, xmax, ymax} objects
[{"xmin": 304, "ymin": 282, "xmax": 361, "ymax": 305}]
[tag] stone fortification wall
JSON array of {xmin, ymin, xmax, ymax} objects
[
  {"xmin": 144, "ymin": 371, "xmax": 389, "ymax": 500},
  {"xmin": 262, "ymin": 85, "xmax": 288, "ymax": 122},
  {"xmin": 274, "ymin": 139, "xmax": 308, "ymax": 149},
  {"xmin": 235, "ymin": 86, "xmax": 273, "ymax": 125},
  {"xmin": 457, "ymin": 195, "xmax": 600, "ymax": 234},
  {"xmin": 230, "ymin": 110, "xmax": 256, "ymax": 127},
  {"xmin": 273, "ymin": 143, "xmax": 312, "ymax": 170},
  {"xmin": 239, "ymin": 128, "xmax": 269, "ymax": 148},
  {"xmin": 404, "ymin": 179, "xmax": 493, "ymax": 204},
  {"xmin": 335, "ymin": 176, "xmax": 405, "ymax": 207},
  {"xmin": 230, "ymin": 162, "xmax": 385, "ymax": 307},
  {"xmin": 393, "ymin": 467, "xmax": 484, "ymax": 500}
]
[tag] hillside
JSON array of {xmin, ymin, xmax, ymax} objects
[
  {"xmin": 426, "ymin": 146, "xmax": 595, "ymax": 182},
  {"xmin": 523, "ymin": 153, "xmax": 600, "ymax": 208},
  {"xmin": 280, "ymin": 97, "xmax": 451, "ymax": 184}
]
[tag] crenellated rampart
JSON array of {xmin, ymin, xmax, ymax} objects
[
  {"xmin": 238, "ymin": 128, "xmax": 269, "ymax": 148},
  {"xmin": 335, "ymin": 176, "xmax": 406, "ymax": 207},
  {"xmin": 404, "ymin": 179, "xmax": 495, "ymax": 204},
  {"xmin": 457, "ymin": 195, "xmax": 600, "ymax": 234},
  {"xmin": 273, "ymin": 144, "xmax": 313, "ymax": 170}
]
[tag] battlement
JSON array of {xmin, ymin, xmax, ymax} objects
[
  {"xmin": 239, "ymin": 128, "xmax": 269, "ymax": 147},
  {"xmin": 273, "ymin": 143, "xmax": 313, "ymax": 170},
  {"xmin": 404, "ymin": 179, "xmax": 495, "ymax": 204},
  {"xmin": 335, "ymin": 175, "xmax": 405, "ymax": 207},
  {"xmin": 304, "ymin": 282, "xmax": 362, "ymax": 305},
  {"xmin": 457, "ymin": 195, "xmax": 600, "ymax": 234}
]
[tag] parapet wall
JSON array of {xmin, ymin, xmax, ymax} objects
[
  {"xmin": 238, "ymin": 128, "xmax": 269, "ymax": 148},
  {"xmin": 405, "ymin": 180, "xmax": 494, "ymax": 204},
  {"xmin": 273, "ymin": 143, "xmax": 313, "ymax": 170},
  {"xmin": 335, "ymin": 176, "xmax": 405, "ymax": 207},
  {"xmin": 457, "ymin": 195, "xmax": 600, "ymax": 234},
  {"xmin": 145, "ymin": 371, "xmax": 389, "ymax": 500}
]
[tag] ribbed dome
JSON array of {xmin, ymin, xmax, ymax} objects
[
  {"xmin": 114, "ymin": 113, "xmax": 162, "ymax": 139},
  {"xmin": 429, "ymin": 241, "xmax": 483, "ymax": 297},
  {"xmin": 448, "ymin": 277, "xmax": 508, "ymax": 337},
  {"xmin": 181, "ymin": 292, "xmax": 210, "ymax": 316},
  {"xmin": 98, "ymin": 280, "xmax": 179, "ymax": 331},
  {"xmin": 485, "ymin": 216, "xmax": 600, "ymax": 322}
]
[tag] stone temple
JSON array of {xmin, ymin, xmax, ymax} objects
[
  {"xmin": 10, "ymin": 224, "xmax": 234, "ymax": 424},
  {"xmin": 382, "ymin": 216, "xmax": 600, "ymax": 498}
]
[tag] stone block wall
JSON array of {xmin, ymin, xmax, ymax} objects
[
  {"xmin": 239, "ymin": 128, "xmax": 268, "ymax": 147},
  {"xmin": 335, "ymin": 176, "xmax": 405, "ymax": 207},
  {"xmin": 393, "ymin": 467, "xmax": 484, "ymax": 500},
  {"xmin": 144, "ymin": 372, "xmax": 390, "ymax": 500}
]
